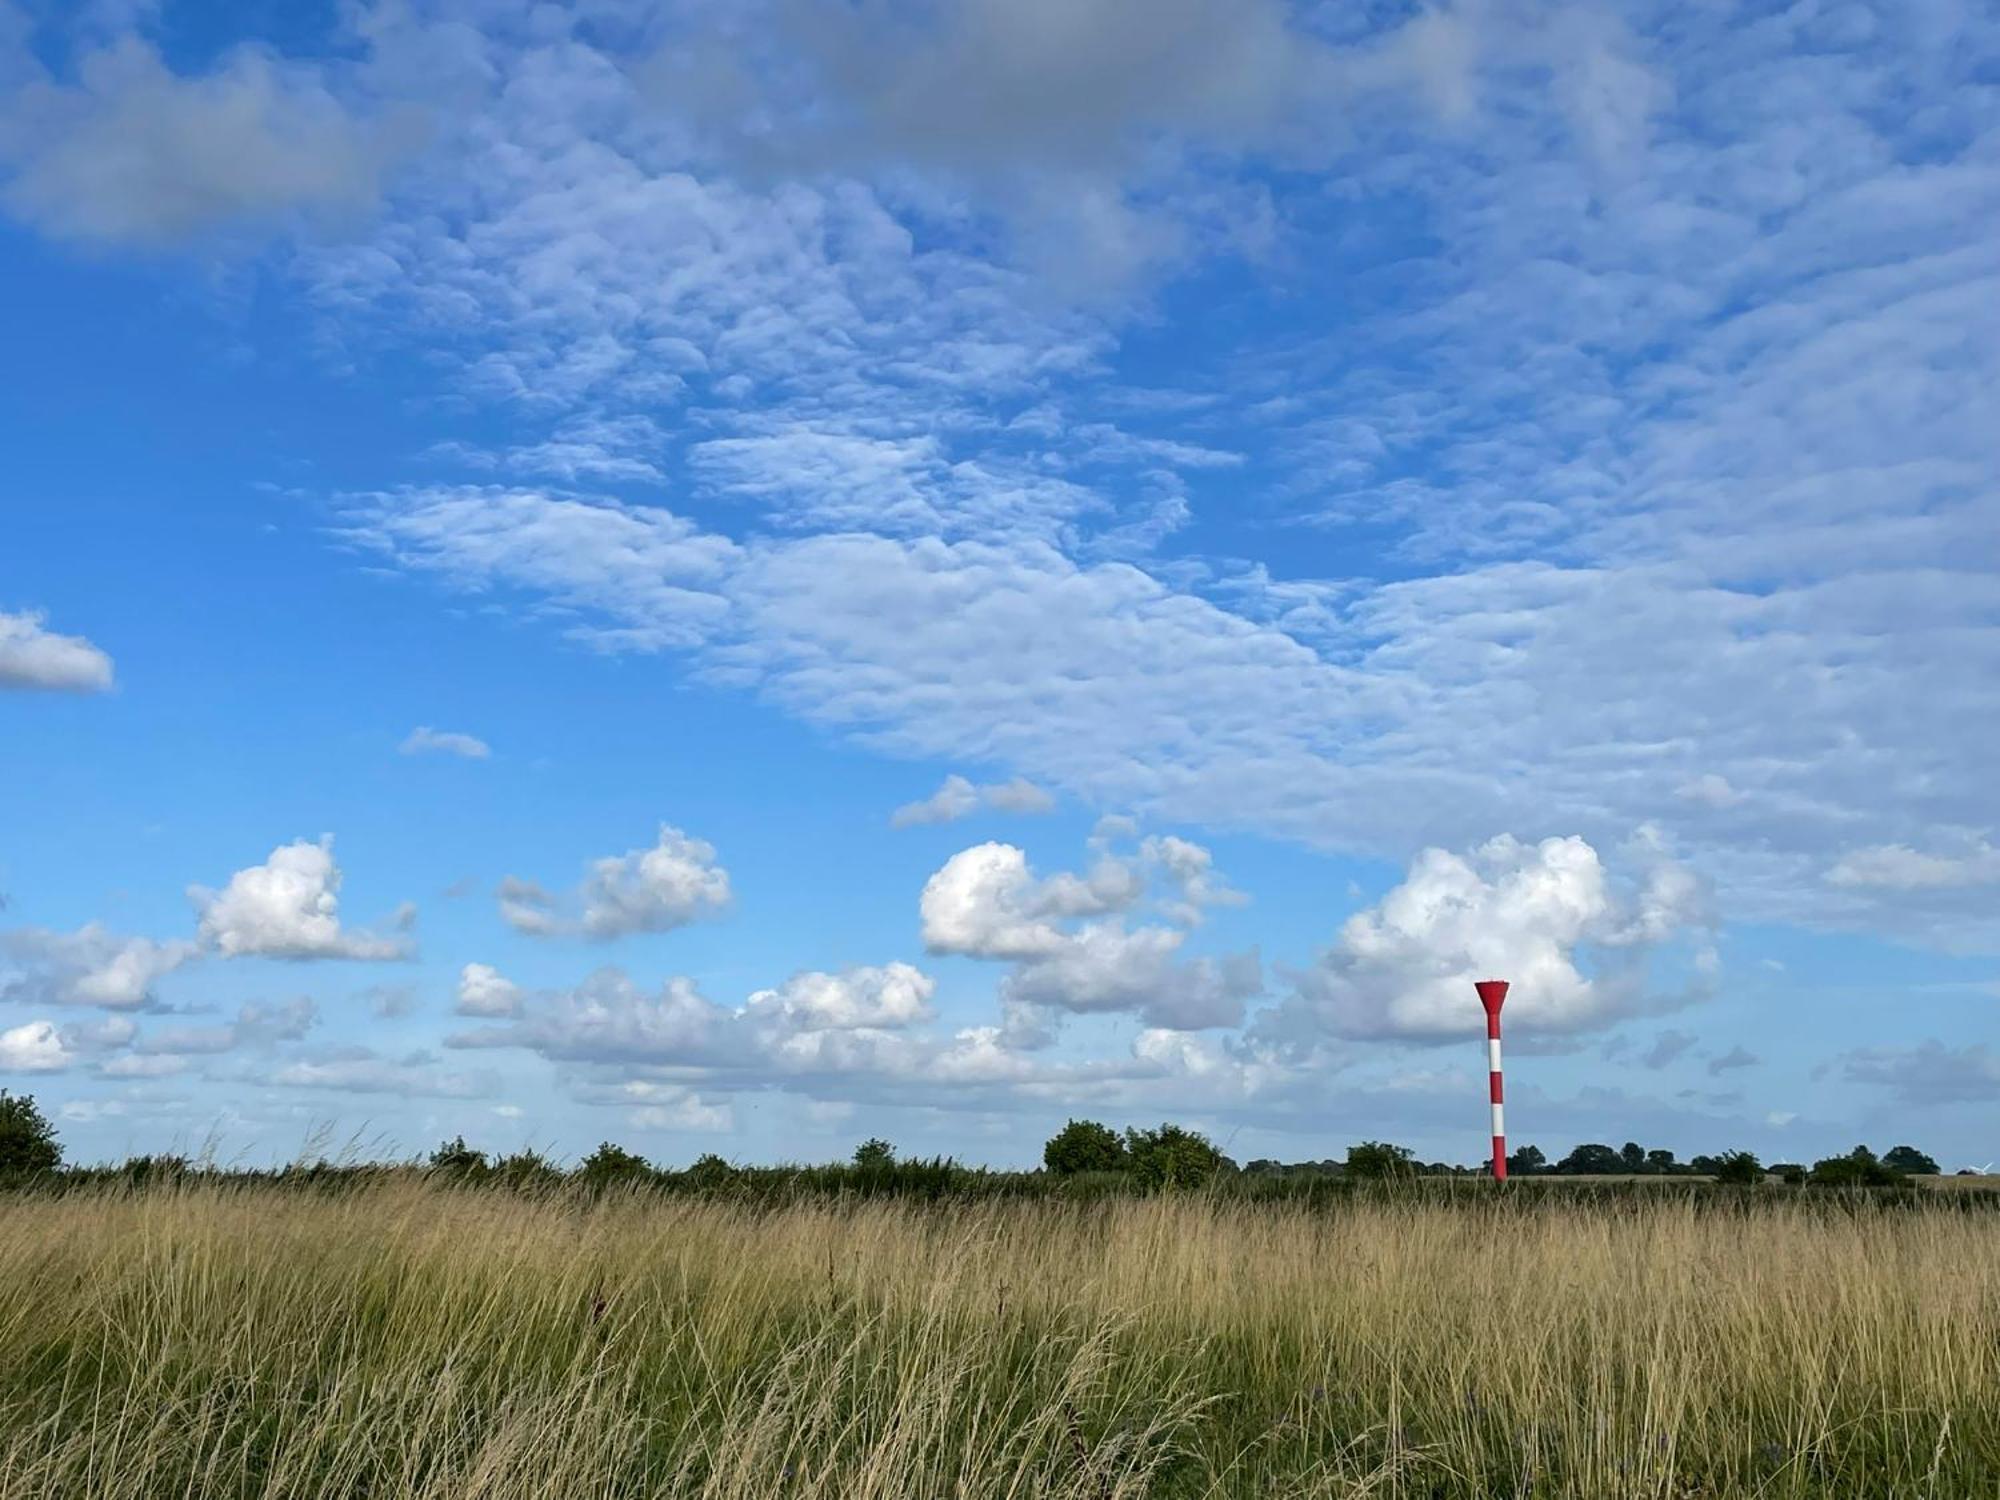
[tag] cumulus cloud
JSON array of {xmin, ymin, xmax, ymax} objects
[
  {"xmin": 0, "ymin": 1019, "xmax": 72, "ymax": 1072},
  {"xmin": 920, "ymin": 837, "xmax": 1257, "ymax": 1029},
  {"xmin": 0, "ymin": 609, "xmax": 114, "ymax": 691},
  {"xmin": 269, "ymin": 1046, "xmax": 491, "ymax": 1099},
  {"xmin": 920, "ymin": 842, "xmax": 1140, "ymax": 959},
  {"xmin": 1, "ymin": 923, "xmax": 198, "ymax": 1009},
  {"xmin": 499, "ymin": 825, "xmax": 732, "ymax": 940},
  {"xmin": 190, "ymin": 837, "xmax": 413, "ymax": 960},
  {"xmin": 744, "ymin": 963, "xmax": 935, "ymax": 1031},
  {"xmin": 1269, "ymin": 834, "xmax": 1705, "ymax": 1042},
  {"xmin": 0, "ymin": 37, "xmax": 395, "ymax": 245},
  {"xmin": 399, "ymin": 726, "xmax": 490, "ymax": 759},
  {"xmin": 890, "ymin": 774, "xmax": 1056, "ymax": 827},
  {"xmin": 455, "ymin": 962, "xmax": 522, "ymax": 1018}
]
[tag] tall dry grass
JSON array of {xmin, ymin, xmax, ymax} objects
[{"xmin": 1, "ymin": 1181, "xmax": 1994, "ymax": 1497}]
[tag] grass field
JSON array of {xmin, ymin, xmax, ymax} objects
[{"xmin": 2, "ymin": 1180, "xmax": 1996, "ymax": 1497}]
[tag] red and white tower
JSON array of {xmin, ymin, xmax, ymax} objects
[{"xmin": 1476, "ymin": 979, "xmax": 1509, "ymax": 1181}]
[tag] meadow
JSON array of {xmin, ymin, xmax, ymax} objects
[{"xmin": 1, "ymin": 1179, "xmax": 1995, "ymax": 1498}]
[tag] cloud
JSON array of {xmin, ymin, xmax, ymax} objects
[
  {"xmin": 920, "ymin": 842, "xmax": 1140, "ymax": 960},
  {"xmin": 500, "ymin": 824, "xmax": 732, "ymax": 940},
  {"xmin": 1, "ymin": 923, "xmax": 197, "ymax": 1009},
  {"xmin": 1827, "ymin": 842, "xmax": 2000, "ymax": 891},
  {"xmin": 1268, "ymin": 834, "xmax": 1705, "ymax": 1042},
  {"xmin": 919, "ymin": 837, "xmax": 1256, "ymax": 1029},
  {"xmin": 0, "ymin": 609, "xmax": 114, "ymax": 691},
  {"xmin": 1840, "ymin": 1042, "xmax": 2000, "ymax": 1107},
  {"xmin": 269, "ymin": 1046, "xmax": 491, "ymax": 1099},
  {"xmin": 1706, "ymin": 1044, "xmax": 1759, "ymax": 1076},
  {"xmin": 744, "ymin": 963, "xmax": 936, "ymax": 1032},
  {"xmin": 0, "ymin": 1019, "xmax": 72, "ymax": 1072},
  {"xmin": 1640, "ymin": 1029, "xmax": 1697, "ymax": 1070},
  {"xmin": 455, "ymin": 962, "xmax": 522, "ymax": 1018},
  {"xmin": 399, "ymin": 726, "xmax": 490, "ymax": 759},
  {"xmin": 0, "ymin": 36, "xmax": 394, "ymax": 245},
  {"xmin": 890, "ymin": 774, "xmax": 1057, "ymax": 827},
  {"xmin": 190, "ymin": 837, "xmax": 413, "ymax": 960},
  {"xmin": 131, "ymin": 996, "xmax": 317, "ymax": 1058}
]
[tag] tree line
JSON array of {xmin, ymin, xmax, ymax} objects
[{"xmin": 0, "ymin": 1090, "xmax": 1959, "ymax": 1194}]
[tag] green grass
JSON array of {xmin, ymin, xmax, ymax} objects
[{"xmin": 2, "ymin": 1179, "xmax": 1995, "ymax": 1496}]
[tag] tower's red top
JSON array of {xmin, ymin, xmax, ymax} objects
[{"xmin": 1475, "ymin": 979, "xmax": 1509, "ymax": 1016}]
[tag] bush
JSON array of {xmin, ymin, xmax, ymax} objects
[
  {"xmin": 0, "ymin": 1091, "xmax": 61, "ymax": 1177},
  {"xmin": 1882, "ymin": 1145, "xmax": 1940, "ymax": 1176},
  {"xmin": 1043, "ymin": 1119, "xmax": 1129, "ymax": 1176},
  {"xmin": 1811, "ymin": 1146, "xmax": 1899, "ymax": 1187},
  {"xmin": 1125, "ymin": 1124, "xmax": 1230, "ymax": 1189},
  {"xmin": 577, "ymin": 1142, "xmax": 653, "ymax": 1190},
  {"xmin": 1711, "ymin": 1150, "xmax": 1764, "ymax": 1185},
  {"xmin": 493, "ymin": 1148, "xmax": 562, "ymax": 1191},
  {"xmin": 428, "ymin": 1135, "xmax": 489, "ymax": 1179},
  {"xmin": 684, "ymin": 1152, "xmax": 737, "ymax": 1189},
  {"xmin": 852, "ymin": 1138, "xmax": 896, "ymax": 1169},
  {"xmin": 1346, "ymin": 1141, "xmax": 1418, "ymax": 1181}
]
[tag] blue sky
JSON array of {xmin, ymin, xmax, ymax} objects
[{"xmin": 2, "ymin": 0, "xmax": 1995, "ymax": 1170}]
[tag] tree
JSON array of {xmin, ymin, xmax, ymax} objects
[
  {"xmin": 1043, "ymin": 1119, "xmax": 1129, "ymax": 1176},
  {"xmin": 1620, "ymin": 1141, "xmax": 1646, "ymax": 1173},
  {"xmin": 577, "ymin": 1141, "xmax": 653, "ymax": 1189},
  {"xmin": 1125, "ymin": 1124, "xmax": 1229, "ymax": 1188},
  {"xmin": 494, "ymin": 1148, "xmax": 561, "ymax": 1190},
  {"xmin": 853, "ymin": 1138, "xmax": 896, "ymax": 1169},
  {"xmin": 1645, "ymin": 1148, "xmax": 1678, "ymax": 1175},
  {"xmin": 1555, "ymin": 1143, "xmax": 1624, "ymax": 1176},
  {"xmin": 1811, "ymin": 1146, "xmax": 1897, "ymax": 1187},
  {"xmin": 1505, "ymin": 1144, "xmax": 1546, "ymax": 1177},
  {"xmin": 428, "ymin": 1135, "xmax": 488, "ymax": 1178},
  {"xmin": 0, "ymin": 1091, "xmax": 61, "ymax": 1177},
  {"xmin": 1711, "ymin": 1149, "xmax": 1763, "ymax": 1185},
  {"xmin": 1882, "ymin": 1145, "xmax": 1940, "ymax": 1176},
  {"xmin": 685, "ymin": 1152, "xmax": 737, "ymax": 1189},
  {"xmin": 1346, "ymin": 1140, "xmax": 1418, "ymax": 1181}
]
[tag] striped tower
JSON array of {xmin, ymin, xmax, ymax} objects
[{"xmin": 1475, "ymin": 980, "xmax": 1509, "ymax": 1181}]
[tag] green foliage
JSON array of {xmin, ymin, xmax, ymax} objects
[
  {"xmin": 684, "ymin": 1153, "xmax": 737, "ymax": 1190},
  {"xmin": 494, "ymin": 1148, "xmax": 562, "ymax": 1191},
  {"xmin": 1556, "ymin": 1142, "xmax": 1625, "ymax": 1175},
  {"xmin": 1811, "ymin": 1146, "xmax": 1899, "ymax": 1187},
  {"xmin": 1711, "ymin": 1150, "xmax": 1764, "ymax": 1186},
  {"xmin": 0, "ymin": 1091, "xmax": 61, "ymax": 1177},
  {"xmin": 120, "ymin": 1154, "xmax": 188, "ymax": 1188},
  {"xmin": 1770, "ymin": 1162, "xmax": 1807, "ymax": 1186},
  {"xmin": 1345, "ymin": 1140, "xmax": 1418, "ymax": 1181},
  {"xmin": 1042, "ymin": 1119, "xmax": 1129, "ymax": 1176},
  {"xmin": 577, "ymin": 1142, "xmax": 654, "ymax": 1190},
  {"xmin": 1124, "ymin": 1123, "xmax": 1229, "ymax": 1189},
  {"xmin": 852, "ymin": 1138, "xmax": 896, "ymax": 1169},
  {"xmin": 1882, "ymin": 1145, "xmax": 1940, "ymax": 1176},
  {"xmin": 1504, "ymin": 1144, "xmax": 1546, "ymax": 1176},
  {"xmin": 428, "ymin": 1135, "xmax": 489, "ymax": 1179}
]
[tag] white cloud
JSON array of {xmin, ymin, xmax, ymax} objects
[
  {"xmin": 0, "ymin": 1019, "xmax": 72, "ymax": 1072},
  {"xmin": 744, "ymin": 963, "xmax": 936, "ymax": 1032},
  {"xmin": 1827, "ymin": 842, "xmax": 2000, "ymax": 891},
  {"xmin": 399, "ymin": 726, "xmax": 490, "ymax": 759},
  {"xmin": 190, "ymin": 837, "xmax": 413, "ymax": 960},
  {"xmin": 920, "ymin": 836, "xmax": 1256, "ymax": 1029},
  {"xmin": 269, "ymin": 1044, "xmax": 490, "ymax": 1098},
  {"xmin": 500, "ymin": 825, "xmax": 732, "ymax": 940},
  {"xmin": 1, "ymin": 923, "xmax": 198, "ymax": 1009},
  {"xmin": 1269, "ymin": 834, "xmax": 1704, "ymax": 1042},
  {"xmin": 0, "ymin": 36, "xmax": 393, "ymax": 244},
  {"xmin": 920, "ymin": 842, "xmax": 1138, "ymax": 960},
  {"xmin": 891, "ymin": 773, "xmax": 1057, "ymax": 827},
  {"xmin": 455, "ymin": 962, "xmax": 522, "ymax": 1018},
  {"xmin": 0, "ymin": 609, "xmax": 114, "ymax": 691}
]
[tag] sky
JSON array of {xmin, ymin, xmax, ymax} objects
[{"xmin": 1, "ymin": 0, "xmax": 1995, "ymax": 1172}]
